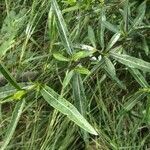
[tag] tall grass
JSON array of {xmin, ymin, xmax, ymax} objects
[{"xmin": 0, "ymin": 0, "xmax": 150, "ymax": 149}]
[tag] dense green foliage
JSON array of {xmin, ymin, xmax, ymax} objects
[{"xmin": 0, "ymin": 0, "xmax": 150, "ymax": 149}]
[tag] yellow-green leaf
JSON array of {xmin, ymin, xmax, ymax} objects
[
  {"xmin": 72, "ymin": 50, "xmax": 96, "ymax": 61},
  {"xmin": 12, "ymin": 90, "xmax": 26, "ymax": 100},
  {"xmin": 74, "ymin": 67, "xmax": 91, "ymax": 75},
  {"xmin": 53, "ymin": 53, "xmax": 70, "ymax": 62}
]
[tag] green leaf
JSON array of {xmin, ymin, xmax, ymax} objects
[
  {"xmin": 72, "ymin": 73, "xmax": 89, "ymax": 142},
  {"xmin": 129, "ymin": 68, "xmax": 149, "ymax": 88},
  {"xmin": 84, "ymin": 59, "xmax": 105, "ymax": 81},
  {"xmin": 52, "ymin": 0, "xmax": 73, "ymax": 55},
  {"xmin": 53, "ymin": 53, "xmax": 70, "ymax": 62},
  {"xmin": 106, "ymin": 33, "xmax": 121, "ymax": 50},
  {"xmin": 103, "ymin": 57, "xmax": 126, "ymax": 89},
  {"xmin": 88, "ymin": 26, "xmax": 96, "ymax": 48},
  {"xmin": 0, "ymin": 64, "xmax": 21, "ymax": 90},
  {"xmin": 110, "ymin": 52, "xmax": 150, "ymax": 72},
  {"xmin": 74, "ymin": 67, "xmax": 91, "ymax": 75},
  {"xmin": 100, "ymin": 7, "xmax": 106, "ymax": 49},
  {"xmin": 1, "ymin": 99, "xmax": 25, "ymax": 150},
  {"xmin": 142, "ymin": 37, "xmax": 149, "ymax": 56},
  {"xmin": 72, "ymin": 73, "xmax": 87, "ymax": 117},
  {"xmin": 110, "ymin": 45, "xmax": 123, "ymax": 54},
  {"xmin": 104, "ymin": 56, "xmax": 116, "ymax": 76},
  {"xmin": 40, "ymin": 85, "xmax": 98, "ymax": 135},
  {"xmin": 48, "ymin": 6, "xmax": 56, "ymax": 43},
  {"xmin": 62, "ymin": 70, "xmax": 74, "ymax": 89},
  {"xmin": 123, "ymin": 0, "xmax": 129, "ymax": 32},
  {"xmin": 102, "ymin": 21, "xmax": 119, "ymax": 33},
  {"xmin": 120, "ymin": 92, "xmax": 145, "ymax": 114},
  {"xmin": 0, "ymin": 83, "xmax": 32, "ymax": 100},
  {"xmin": 72, "ymin": 50, "xmax": 96, "ymax": 61},
  {"xmin": 133, "ymin": 1, "xmax": 146, "ymax": 27}
]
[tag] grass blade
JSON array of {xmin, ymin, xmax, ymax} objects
[
  {"xmin": 129, "ymin": 68, "xmax": 149, "ymax": 88},
  {"xmin": 1, "ymin": 99, "xmax": 25, "ymax": 150},
  {"xmin": 0, "ymin": 64, "xmax": 21, "ymax": 90},
  {"xmin": 40, "ymin": 85, "xmax": 98, "ymax": 135},
  {"xmin": 119, "ymin": 92, "xmax": 145, "ymax": 116}
]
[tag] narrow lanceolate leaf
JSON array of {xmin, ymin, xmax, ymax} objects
[
  {"xmin": 103, "ymin": 57, "xmax": 126, "ymax": 89},
  {"xmin": 102, "ymin": 21, "xmax": 119, "ymax": 33},
  {"xmin": 48, "ymin": 6, "xmax": 56, "ymax": 42},
  {"xmin": 41, "ymin": 85, "xmax": 97, "ymax": 135},
  {"xmin": 52, "ymin": 0, "xmax": 73, "ymax": 55},
  {"xmin": 72, "ymin": 73, "xmax": 87, "ymax": 118},
  {"xmin": 110, "ymin": 45, "xmax": 123, "ymax": 54},
  {"xmin": 0, "ymin": 64, "xmax": 21, "ymax": 90},
  {"xmin": 88, "ymin": 26, "xmax": 96, "ymax": 48},
  {"xmin": 100, "ymin": 7, "xmax": 106, "ymax": 49},
  {"xmin": 123, "ymin": 0, "xmax": 129, "ymax": 32},
  {"xmin": 62, "ymin": 70, "xmax": 74, "ymax": 89},
  {"xmin": 133, "ymin": 1, "xmax": 146, "ymax": 27},
  {"xmin": 129, "ymin": 68, "xmax": 149, "ymax": 88},
  {"xmin": 1, "ymin": 99, "xmax": 25, "ymax": 150},
  {"xmin": 104, "ymin": 56, "xmax": 116, "ymax": 76},
  {"xmin": 110, "ymin": 52, "xmax": 150, "ymax": 72},
  {"xmin": 106, "ymin": 33, "xmax": 121, "ymax": 50},
  {"xmin": 142, "ymin": 37, "xmax": 149, "ymax": 56},
  {"xmin": 72, "ymin": 73, "xmax": 89, "ymax": 142}
]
